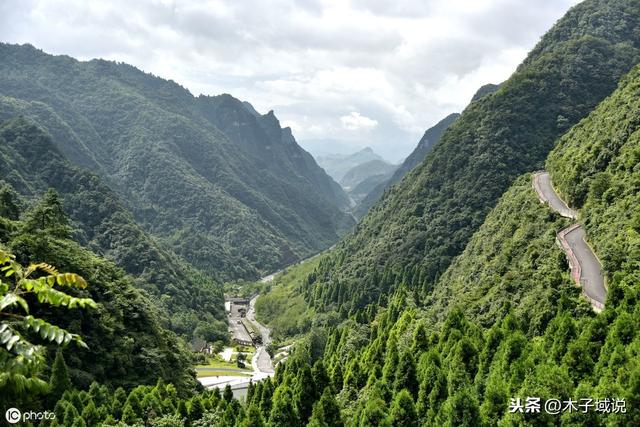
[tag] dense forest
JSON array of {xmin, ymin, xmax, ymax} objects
[
  {"xmin": 0, "ymin": 118, "xmax": 227, "ymax": 341},
  {"xmin": 0, "ymin": 181, "xmax": 198, "ymax": 399},
  {"xmin": 2, "ymin": 0, "xmax": 640, "ymax": 425},
  {"xmin": 303, "ymin": 0, "xmax": 640, "ymax": 315},
  {"xmin": 240, "ymin": 53, "xmax": 640, "ymax": 427},
  {"xmin": 0, "ymin": 45, "xmax": 353, "ymax": 281}
]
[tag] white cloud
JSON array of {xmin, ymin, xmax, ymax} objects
[
  {"xmin": 0, "ymin": 0, "xmax": 583, "ymax": 161},
  {"xmin": 340, "ymin": 112, "xmax": 379, "ymax": 131}
]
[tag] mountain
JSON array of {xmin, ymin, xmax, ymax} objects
[
  {"xmin": 0, "ymin": 117, "xmax": 226, "ymax": 340},
  {"xmin": 238, "ymin": 8, "xmax": 640, "ymax": 427},
  {"xmin": 338, "ymin": 159, "xmax": 397, "ymax": 204},
  {"xmin": 353, "ymin": 113, "xmax": 459, "ymax": 217},
  {"xmin": 0, "ymin": 43, "xmax": 354, "ymax": 280},
  {"xmin": 317, "ymin": 147, "xmax": 389, "ymax": 183},
  {"xmin": 301, "ymin": 0, "xmax": 640, "ymax": 314},
  {"xmin": 343, "ymin": 167, "xmax": 397, "ymax": 204},
  {"xmin": 470, "ymin": 82, "xmax": 502, "ymax": 102},
  {"xmin": 0, "ymin": 119, "xmax": 199, "ymax": 391}
]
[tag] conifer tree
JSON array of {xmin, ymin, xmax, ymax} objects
[
  {"xmin": 188, "ymin": 396, "xmax": 205, "ymax": 423},
  {"xmin": 241, "ymin": 404, "xmax": 265, "ymax": 427},
  {"xmin": 112, "ymin": 387, "xmax": 127, "ymax": 420},
  {"xmin": 295, "ymin": 365, "xmax": 316, "ymax": 423},
  {"xmin": 268, "ymin": 385, "xmax": 300, "ymax": 427},
  {"xmin": 223, "ymin": 384, "xmax": 233, "ymax": 403},
  {"xmin": 23, "ymin": 188, "xmax": 71, "ymax": 238},
  {"xmin": 121, "ymin": 402, "xmax": 139, "ymax": 425},
  {"xmin": 358, "ymin": 398, "xmax": 390, "ymax": 427},
  {"xmin": 49, "ymin": 350, "xmax": 71, "ymax": 406},
  {"xmin": 62, "ymin": 403, "xmax": 79, "ymax": 426},
  {"xmin": 71, "ymin": 417, "xmax": 87, "ymax": 427},
  {"xmin": 81, "ymin": 400, "xmax": 99, "ymax": 426},
  {"xmin": 308, "ymin": 387, "xmax": 343, "ymax": 427},
  {"xmin": 394, "ymin": 350, "xmax": 418, "ymax": 399},
  {"xmin": 388, "ymin": 389, "xmax": 418, "ymax": 427},
  {"xmin": 0, "ymin": 183, "xmax": 20, "ymax": 220}
]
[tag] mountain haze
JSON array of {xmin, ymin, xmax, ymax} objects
[{"xmin": 354, "ymin": 113, "xmax": 460, "ymax": 217}]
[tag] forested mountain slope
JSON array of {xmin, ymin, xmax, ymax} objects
[
  {"xmin": 0, "ymin": 118, "xmax": 226, "ymax": 339},
  {"xmin": 0, "ymin": 177, "xmax": 198, "ymax": 393},
  {"xmin": 303, "ymin": 0, "xmax": 640, "ymax": 314},
  {"xmin": 196, "ymin": 94, "xmax": 351, "ymax": 211},
  {"xmin": 354, "ymin": 113, "xmax": 459, "ymax": 217},
  {"xmin": 243, "ymin": 55, "xmax": 640, "ymax": 427},
  {"xmin": 0, "ymin": 44, "xmax": 353, "ymax": 280}
]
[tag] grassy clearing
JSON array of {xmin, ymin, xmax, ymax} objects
[{"xmin": 254, "ymin": 255, "xmax": 322, "ymax": 341}]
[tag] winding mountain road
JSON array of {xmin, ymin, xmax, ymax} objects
[{"xmin": 532, "ymin": 172, "xmax": 606, "ymax": 311}]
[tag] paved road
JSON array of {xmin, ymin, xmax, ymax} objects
[
  {"xmin": 532, "ymin": 172, "xmax": 577, "ymax": 219},
  {"xmin": 228, "ymin": 317, "xmax": 252, "ymax": 344},
  {"xmin": 563, "ymin": 226, "xmax": 606, "ymax": 306},
  {"xmin": 532, "ymin": 171, "xmax": 606, "ymax": 309},
  {"xmin": 247, "ymin": 295, "xmax": 274, "ymax": 374}
]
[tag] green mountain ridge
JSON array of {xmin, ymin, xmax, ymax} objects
[
  {"xmin": 0, "ymin": 119, "xmax": 199, "ymax": 393},
  {"xmin": 244, "ymin": 41, "xmax": 640, "ymax": 427},
  {"xmin": 0, "ymin": 43, "xmax": 353, "ymax": 280},
  {"xmin": 303, "ymin": 0, "xmax": 640, "ymax": 314},
  {"xmin": 317, "ymin": 147, "xmax": 390, "ymax": 183},
  {"xmin": 0, "ymin": 117, "xmax": 226, "ymax": 340}
]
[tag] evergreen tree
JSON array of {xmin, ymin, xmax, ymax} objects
[
  {"xmin": 0, "ymin": 183, "xmax": 19, "ymax": 220},
  {"xmin": 122, "ymin": 402, "xmax": 139, "ymax": 425},
  {"xmin": 176, "ymin": 399, "xmax": 189, "ymax": 421},
  {"xmin": 81, "ymin": 400, "xmax": 99, "ymax": 426},
  {"xmin": 62, "ymin": 404, "xmax": 79, "ymax": 426},
  {"xmin": 241, "ymin": 404, "xmax": 265, "ymax": 427},
  {"xmin": 440, "ymin": 387, "xmax": 480, "ymax": 427},
  {"xmin": 388, "ymin": 389, "xmax": 418, "ymax": 427},
  {"xmin": 394, "ymin": 350, "xmax": 418, "ymax": 399},
  {"xmin": 295, "ymin": 365, "xmax": 317, "ymax": 423},
  {"xmin": 23, "ymin": 188, "xmax": 70, "ymax": 238},
  {"xmin": 70, "ymin": 392, "xmax": 84, "ymax": 413},
  {"xmin": 48, "ymin": 350, "xmax": 71, "ymax": 406},
  {"xmin": 112, "ymin": 387, "xmax": 127, "ymax": 420},
  {"xmin": 358, "ymin": 398, "xmax": 390, "ymax": 427},
  {"xmin": 269, "ymin": 385, "xmax": 300, "ymax": 427},
  {"xmin": 223, "ymin": 384, "xmax": 233, "ymax": 403},
  {"xmin": 71, "ymin": 417, "xmax": 87, "ymax": 427},
  {"xmin": 307, "ymin": 387, "xmax": 343, "ymax": 427},
  {"xmin": 88, "ymin": 382, "xmax": 109, "ymax": 408},
  {"xmin": 188, "ymin": 396, "xmax": 205, "ymax": 423},
  {"xmin": 312, "ymin": 360, "xmax": 330, "ymax": 393}
]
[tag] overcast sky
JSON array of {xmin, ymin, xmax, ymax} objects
[{"xmin": 0, "ymin": 0, "xmax": 581, "ymax": 162}]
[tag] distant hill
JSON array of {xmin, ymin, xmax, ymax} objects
[
  {"xmin": 354, "ymin": 113, "xmax": 459, "ymax": 217},
  {"xmin": 0, "ymin": 43, "xmax": 354, "ymax": 280},
  {"xmin": 340, "ymin": 159, "xmax": 397, "ymax": 203},
  {"xmin": 317, "ymin": 147, "xmax": 389, "ymax": 183}
]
